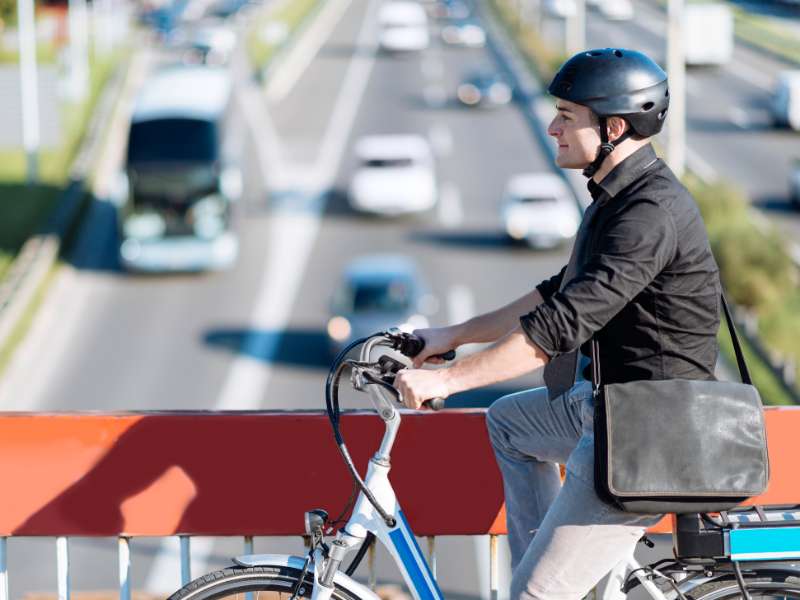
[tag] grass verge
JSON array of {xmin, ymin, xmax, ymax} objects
[{"xmin": 0, "ymin": 47, "xmax": 123, "ymax": 280}]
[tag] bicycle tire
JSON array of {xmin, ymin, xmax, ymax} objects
[
  {"xmin": 166, "ymin": 565, "xmax": 365, "ymax": 600},
  {"xmin": 687, "ymin": 573, "xmax": 800, "ymax": 599}
]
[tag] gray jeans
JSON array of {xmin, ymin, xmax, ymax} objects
[{"xmin": 486, "ymin": 382, "xmax": 663, "ymax": 600}]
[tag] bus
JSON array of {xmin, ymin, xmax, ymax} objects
[{"xmin": 117, "ymin": 65, "xmax": 241, "ymax": 272}]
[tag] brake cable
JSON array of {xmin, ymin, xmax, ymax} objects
[{"xmin": 325, "ymin": 336, "xmax": 397, "ymax": 528}]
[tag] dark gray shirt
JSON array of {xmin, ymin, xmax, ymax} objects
[{"xmin": 520, "ymin": 144, "xmax": 721, "ymax": 385}]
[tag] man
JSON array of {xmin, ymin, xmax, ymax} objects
[{"xmin": 394, "ymin": 49, "xmax": 721, "ymax": 599}]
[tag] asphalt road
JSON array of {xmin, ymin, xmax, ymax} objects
[{"xmin": 0, "ymin": 0, "xmax": 572, "ymax": 597}]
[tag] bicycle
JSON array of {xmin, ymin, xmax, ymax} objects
[{"xmin": 168, "ymin": 329, "xmax": 800, "ymax": 600}]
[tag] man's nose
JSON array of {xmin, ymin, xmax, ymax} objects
[{"xmin": 547, "ymin": 120, "xmax": 560, "ymax": 138}]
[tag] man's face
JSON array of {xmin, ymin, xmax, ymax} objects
[{"xmin": 547, "ymin": 99, "xmax": 600, "ymax": 169}]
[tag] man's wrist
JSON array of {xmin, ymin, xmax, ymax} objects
[{"xmin": 439, "ymin": 366, "xmax": 461, "ymax": 398}]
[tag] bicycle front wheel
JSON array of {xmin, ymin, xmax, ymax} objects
[
  {"xmin": 688, "ymin": 574, "xmax": 800, "ymax": 599},
  {"xmin": 167, "ymin": 565, "xmax": 365, "ymax": 600}
]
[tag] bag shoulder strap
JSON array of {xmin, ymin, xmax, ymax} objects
[{"xmin": 591, "ymin": 292, "xmax": 752, "ymax": 390}]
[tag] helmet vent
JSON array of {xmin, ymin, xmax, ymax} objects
[
  {"xmin": 642, "ymin": 102, "xmax": 655, "ymax": 111},
  {"xmin": 590, "ymin": 51, "xmax": 603, "ymax": 56},
  {"xmin": 658, "ymin": 109, "xmax": 667, "ymax": 120},
  {"xmin": 614, "ymin": 49, "xmax": 623, "ymax": 57}
]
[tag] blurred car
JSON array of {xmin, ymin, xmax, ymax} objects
[
  {"xmin": 349, "ymin": 135, "xmax": 437, "ymax": 215},
  {"xmin": 772, "ymin": 70, "xmax": 800, "ymax": 131},
  {"xmin": 544, "ymin": 0, "xmax": 577, "ymax": 18},
  {"xmin": 598, "ymin": 0, "xmax": 633, "ymax": 20},
  {"xmin": 457, "ymin": 70, "xmax": 513, "ymax": 107},
  {"xmin": 378, "ymin": 1, "xmax": 430, "ymax": 52},
  {"xmin": 327, "ymin": 255, "xmax": 434, "ymax": 355},
  {"xmin": 183, "ymin": 24, "xmax": 237, "ymax": 65},
  {"xmin": 208, "ymin": 0, "xmax": 251, "ymax": 19},
  {"xmin": 441, "ymin": 20, "xmax": 485, "ymax": 47},
  {"xmin": 432, "ymin": 0, "xmax": 470, "ymax": 20},
  {"xmin": 684, "ymin": 3, "xmax": 733, "ymax": 66},
  {"xmin": 790, "ymin": 159, "xmax": 800, "ymax": 206},
  {"xmin": 501, "ymin": 173, "xmax": 580, "ymax": 249}
]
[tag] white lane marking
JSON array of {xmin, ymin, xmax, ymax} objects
[
  {"xmin": 265, "ymin": 0, "xmax": 353, "ymax": 103},
  {"xmin": 144, "ymin": 537, "xmax": 215, "ymax": 594},
  {"xmin": 423, "ymin": 84, "xmax": 448, "ymax": 108},
  {"xmin": 420, "ymin": 55, "xmax": 444, "ymax": 80},
  {"xmin": 447, "ymin": 284, "xmax": 475, "ymax": 325},
  {"xmin": 685, "ymin": 145, "xmax": 718, "ymax": 184},
  {"xmin": 437, "ymin": 181, "xmax": 463, "ymax": 228},
  {"xmin": 428, "ymin": 123, "xmax": 452, "ymax": 158},
  {"xmin": 725, "ymin": 54, "xmax": 774, "ymax": 91},
  {"xmin": 315, "ymin": 0, "xmax": 381, "ymax": 183},
  {"xmin": 729, "ymin": 106, "xmax": 751, "ymax": 130},
  {"xmin": 0, "ymin": 268, "xmax": 108, "ymax": 409}
]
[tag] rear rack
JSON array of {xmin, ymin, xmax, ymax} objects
[{"xmin": 674, "ymin": 505, "xmax": 800, "ymax": 562}]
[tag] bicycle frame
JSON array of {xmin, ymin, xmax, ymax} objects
[{"xmin": 234, "ymin": 334, "xmax": 716, "ymax": 600}]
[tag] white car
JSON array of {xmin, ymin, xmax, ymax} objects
[
  {"xmin": 790, "ymin": 159, "xmax": 800, "ymax": 207},
  {"xmin": 683, "ymin": 4, "xmax": 733, "ymax": 66},
  {"xmin": 598, "ymin": 0, "xmax": 633, "ymax": 20},
  {"xmin": 441, "ymin": 21, "xmax": 486, "ymax": 47},
  {"xmin": 501, "ymin": 173, "xmax": 580, "ymax": 249},
  {"xmin": 349, "ymin": 135, "xmax": 437, "ymax": 215},
  {"xmin": 378, "ymin": 1, "xmax": 430, "ymax": 52},
  {"xmin": 773, "ymin": 70, "xmax": 800, "ymax": 131},
  {"xmin": 544, "ymin": 0, "xmax": 577, "ymax": 18}
]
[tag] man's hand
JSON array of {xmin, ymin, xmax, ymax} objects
[
  {"xmin": 394, "ymin": 368, "xmax": 451, "ymax": 410},
  {"xmin": 410, "ymin": 326, "xmax": 461, "ymax": 368}
]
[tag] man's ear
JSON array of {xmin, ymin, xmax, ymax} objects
[{"xmin": 607, "ymin": 116, "xmax": 629, "ymax": 143}]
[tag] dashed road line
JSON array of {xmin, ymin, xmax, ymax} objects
[
  {"xmin": 428, "ymin": 122, "xmax": 452, "ymax": 158},
  {"xmin": 437, "ymin": 181, "xmax": 463, "ymax": 229}
]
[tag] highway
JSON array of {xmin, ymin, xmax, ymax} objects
[
  {"xmin": 1, "ymin": 0, "xmax": 796, "ymax": 597},
  {"xmin": 0, "ymin": 0, "xmax": 565, "ymax": 596}
]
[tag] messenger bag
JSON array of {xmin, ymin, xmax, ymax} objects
[{"xmin": 592, "ymin": 294, "xmax": 770, "ymax": 514}]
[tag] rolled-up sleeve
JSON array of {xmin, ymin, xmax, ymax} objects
[
  {"xmin": 536, "ymin": 265, "xmax": 567, "ymax": 302},
  {"xmin": 520, "ymin": 200, "xmax": 677, "ymax": 358}
]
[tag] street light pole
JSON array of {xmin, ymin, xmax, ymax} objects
[
  {"xmin": 667, "ymin": 0, "xmax": 686, "ymax": 178},
  {"xmin": 566, "ymin": 0, "xmax": 585, "ymax": 56},
  {"xmin": 68, "ymin": 0, "xmax": 90, "ymax": 100},
  {"xmin": 16, "ymin": 0, "xmax": 40, "ymax": 184}
]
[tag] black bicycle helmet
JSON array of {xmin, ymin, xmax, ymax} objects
[{"xmin": 548, "ymin": 48, "xmax": 669, "ymax": 177}]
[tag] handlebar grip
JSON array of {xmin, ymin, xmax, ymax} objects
[
  {"xmin": 422, "ymin": 398, "xmax": 446, "ymax": 411},
  {"xmin": 397, "ymin": 333, "xmax": 455, "ymax": 362}
]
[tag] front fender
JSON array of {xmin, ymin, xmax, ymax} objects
[{"xmin": 234, "ymin": 553, "xmax": 381, "ymax": 600}]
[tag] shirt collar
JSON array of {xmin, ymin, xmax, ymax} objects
[{"xmin": 587, "ymin": 144, "xmax": 659, "ymax": 203}]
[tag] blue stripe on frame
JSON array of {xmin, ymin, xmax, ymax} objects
[
  {"xmin": 397, "ymin": 511, "xmax": 442, "ymax": 600},
  {"xmin": 388, "ymin": 527, "xmax": 436, "ymax": 600},
  {"xmin": 730, "ymin": 527, "xmax": 800, "ymax": 559}
]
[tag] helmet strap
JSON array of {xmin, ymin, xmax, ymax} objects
[{"xmin": 582, "ymin": 117, "xmax": 633, "ymax": 178}]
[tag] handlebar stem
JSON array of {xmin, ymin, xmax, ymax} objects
[{"xmin": 359, "ymin": 336, "xmax": 404, "ymax": 463}]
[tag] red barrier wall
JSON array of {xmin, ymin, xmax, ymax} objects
[{"xmin": 0, "ymin": 407, "xmax": 796, "ymax": 537}]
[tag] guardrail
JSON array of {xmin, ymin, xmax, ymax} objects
[{"xmin": 1, "ymin": 408, "xmax": 799, "ymax": 600}]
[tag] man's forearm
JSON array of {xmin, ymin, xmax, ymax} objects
[
  {"xmin": 442, "ymin": 326, "xmax": 549, "ymax": 395},
  {"xmin": 453, "ymin": 289, "xmax": 545, "ymax": 346}
]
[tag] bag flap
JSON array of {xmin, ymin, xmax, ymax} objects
[{"xmin": 604, "ymin": 379, "xmax": 769, "ymax": 497}]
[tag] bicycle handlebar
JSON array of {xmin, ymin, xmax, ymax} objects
[
  {"xmin": 391, "ymin": 332, "xmax": 456, "ymax": 362},
  {"xmin": 381, "ymin": 330, "xmax": 455, "ymax": 411}
]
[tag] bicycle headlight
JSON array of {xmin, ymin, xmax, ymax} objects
[{"xmin": 304, "ymin": 509, "xmax": 328, "ymax": 536}]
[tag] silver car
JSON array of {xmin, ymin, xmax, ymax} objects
[{"xmin": 327, "ymin": 255, "xmax": 435, "ymax": 356}]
